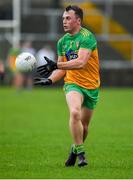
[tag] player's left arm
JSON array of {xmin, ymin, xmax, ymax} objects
[
  {"xmin": 57, "ymin": 33, "xmax": 96, "ymax": 70},
  {"xmin": 57, "ymin": 48, "xmax": 91, "ymax": 70},
  {"xmin": 36, "ymin": 48, "xmax": 91, "ymax": 74}
]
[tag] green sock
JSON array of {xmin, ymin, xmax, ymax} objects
[
  {"xmin": 72, "ymin": 144, "xmax": 77, "ymax": 154},
  {"xmin": 75, "ymin": 144, "xmax": 85, "ymax": 154}
]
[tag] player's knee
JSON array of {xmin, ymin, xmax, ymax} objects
[{"xmin": 70, "ymin": 108, "xmax": 80, "ymax": 121}]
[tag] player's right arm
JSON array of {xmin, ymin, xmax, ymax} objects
[
  {"xmin": 48, "ymin": 56, "xmax": 66, "ymax": 83},
  {"xmin": 34, "ymin": 56, "xmax": 66, "ymax": 86},
  {"xmin": 34, "ymin": 38, "xmax": 66, "ymax": 86}
]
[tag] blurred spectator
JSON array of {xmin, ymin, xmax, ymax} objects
[
  {"xmin": 7, "ymin": 45, "xmax": 22, "ymax": 89},
  {"xmin": 36, "ymin": 45, "xmax": 56, "ymax": 67},
  {"xmin": 21, "ymin": 41, "xmax": 36, "ymax": 56},
  {"xmin": 0, "ymin": 60, "xmax": 5, "ymax": 85},
  {"xmin": 7, "ymin": 45, "xmax": 21, "ymax": 73}
]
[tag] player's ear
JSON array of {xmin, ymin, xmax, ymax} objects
[{"xmin": 77, "ymin": 17, "xmax": 81, "ymax": 25}]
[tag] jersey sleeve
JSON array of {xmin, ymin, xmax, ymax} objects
[
  {"xmin": 57, "ymin": 39, "xmax": 64, "ymax": 56},
  {"xmin": 80, "ymin": 33, "xmax": 97, "ymax": 51}
]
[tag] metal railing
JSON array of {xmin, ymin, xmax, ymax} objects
[
  {"xmin": 0, "ymin": 0, "xmax": 21, "ymax": 47},
  {"xmin": 0, "ymin": 0, "xmax": 133, "ymax": 61}
]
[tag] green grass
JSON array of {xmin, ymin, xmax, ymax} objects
[{"xmin": 0, "ymin": 87, "xmax": 133, "ymax": 178}]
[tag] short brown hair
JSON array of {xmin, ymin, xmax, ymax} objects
[{"xmin": 65, "ymin": 5, "xmax": 83, "ymax": 21}]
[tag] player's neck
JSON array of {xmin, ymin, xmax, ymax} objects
[{"xmin": 69, "ymin": 26, "xmax": 81, "ymax": 36}]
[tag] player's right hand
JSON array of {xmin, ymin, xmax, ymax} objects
[
  {"xmin": 34, "ymin": 77, "xmax": 52, "ymax": 86},
  {"xmin": 37, "ymin": 56, "xmax": 57, "ymax": 76}
]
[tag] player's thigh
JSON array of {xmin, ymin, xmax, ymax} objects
[
  {"xmin": 81, "ymin": 107, "xmax": 94, "ymax": 126},
  {"xmin": 65, "ymin": 91, "xmax": 83, "ymax": 112}
]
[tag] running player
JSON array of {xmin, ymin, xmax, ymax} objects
[{"xmin": 34, "ymin": 5, "xmax": 100, "ymax": 167}]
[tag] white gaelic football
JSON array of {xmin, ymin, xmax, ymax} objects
[{"xmin": 15, "ymin": 52, "xmax": 36, "ymax": 72}]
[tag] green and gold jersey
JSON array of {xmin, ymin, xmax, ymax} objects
[
  {"xmin": 57, "ymin": 27, "xmax": 100, "ymax": 89},
  {"xmin": 8, "ymin": 47, "xmax": 21, "ymax": 72}
]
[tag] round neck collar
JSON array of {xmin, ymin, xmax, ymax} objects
[{"xmin": 67, "ymin": 27, "xmax": 82, "ymax": 38}]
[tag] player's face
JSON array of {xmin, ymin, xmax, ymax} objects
[{"xmin": 62, "ymin": 10, "xmax": 81, "ymax": 34}]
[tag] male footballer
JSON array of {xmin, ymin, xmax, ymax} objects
[{"xmin": 34, "ymin": 5, "xmax": 100, "ymax": 167}]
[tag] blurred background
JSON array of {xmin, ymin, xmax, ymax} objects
[
  {"xmin": 0, "ymin": 1, "xmax": 133, "ymax": 178},
  {"xmin": 0, "ymin": 0, "xmax": 133, "ymax": 88}
]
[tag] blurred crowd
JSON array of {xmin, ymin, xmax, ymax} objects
[{"xmin": 0, "ymin": 41, "xmax": 56, "ymax": 90}]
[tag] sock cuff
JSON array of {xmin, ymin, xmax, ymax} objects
[
  {"xmin": 75, "ymin": 144, "xmax": 85, "ymax": 154},
  {"xmin": 72, "ymin": 144, "xmax": 77, "ymax": 154}
]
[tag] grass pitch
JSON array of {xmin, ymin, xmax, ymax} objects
[{"xmin": 0, "ymin": 87, "xmax": 133, "ymax": 178}]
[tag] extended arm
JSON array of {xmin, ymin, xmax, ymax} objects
[
  {"xmin": 36, "ymin": 48, "xmax": 91, "ymax": 79},
  {"xmin": 57, "ymin": 49, "xmax": 91, "ymax": 70}
]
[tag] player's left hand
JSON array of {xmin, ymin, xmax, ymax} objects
[
  {"xmin": 37, "ymin": 56, "xmax": 57, "ymax": 76},
  {"xmin": 34, "ymin": 77, "xmax": 52, "ymax": 86}
]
